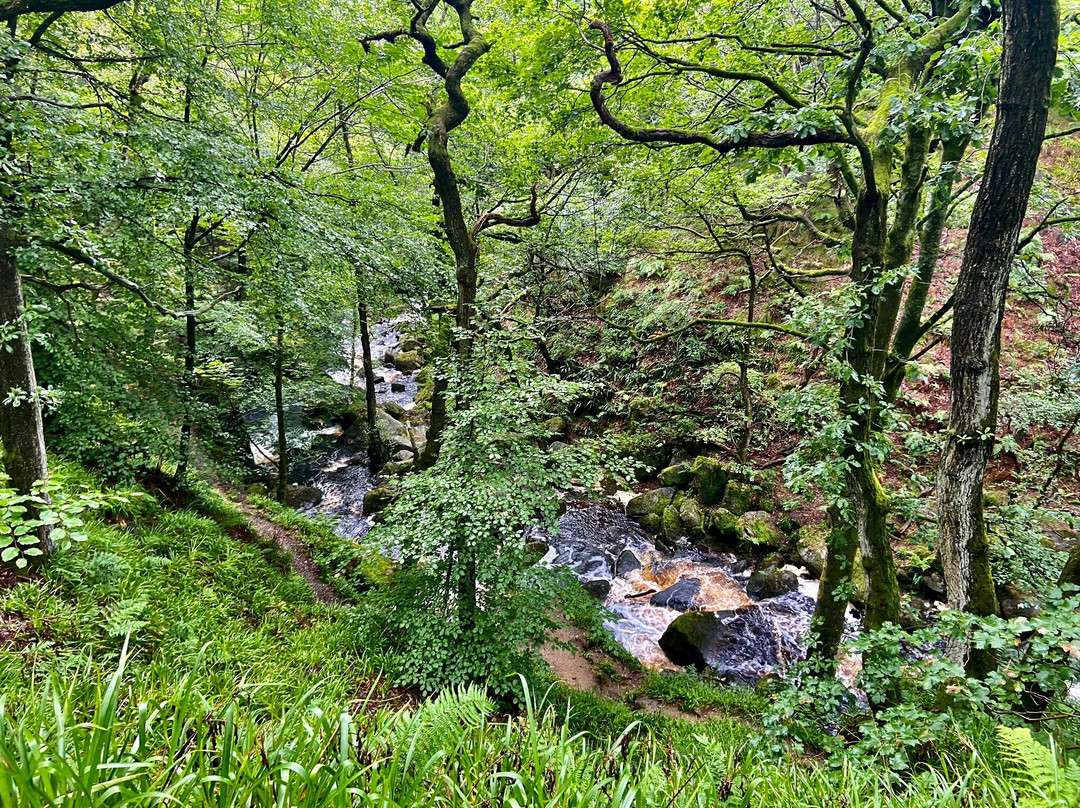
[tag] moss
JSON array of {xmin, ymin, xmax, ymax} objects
[{"xmin": 692, "ymin": 456, "xmax": 728, "ymax": 506}]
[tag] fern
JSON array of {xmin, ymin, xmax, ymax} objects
[
  {"xmin": 998, "ymin": 726, "xmax": 1080, "ymax": 807},
  {"xmin": 389, "ymin": 685, "xmax": 494, "ymax": 766}
]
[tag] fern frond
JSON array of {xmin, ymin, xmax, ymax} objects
[
  {"xmin": 998, "ymin": 725, "xmax": 1079, "ymax": 808},
  {"xmin": 391, "ymin": 685, "xmax": 494, "ymax": 766}
]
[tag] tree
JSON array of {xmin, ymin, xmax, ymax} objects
[
  {"xmin": 938, "ymin": 0, "xmax": 1060, "ymax": 673},
  {"xmin": 581, "ymin": 2, "xmax": 994, "ymax": 659}
]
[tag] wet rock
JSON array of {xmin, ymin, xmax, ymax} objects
[
  {"xmin": 721, "ymin": 481, "xmax": 754, "ymax": 516},
  {"xmin": 795, "ymin": 525, "xmax": 828, "ymax": 578},
  {"xmin": 658, "ymin": 462, "xmax": 694, "ymax": 487},
  {"xmin": 524, "ymin": 539, "xmax": 550, "ymax": 556},
  {"xmin": 659, "ymin": 606, "xmax": 791, "ymax": 684},
  {"xmin": 391, "ymin": 381, "xmax": 407, "ymax": 392},
  {"xmin": 363, "ymin": 485, "xmax": 397, "ymax": 515},
  {"xmin": 616, "ymin": 548, "xmax": 642, "ymax": 575},
  {"xmin": 651, "ymin": 578, "xmax": 701, "ymax": 610},
  {"xmin": 739, "ymin": 511, "xmax": 784, "ymax": 549},
  {"xmin": 640, "ymin": 513, "xmax": 662, "ymax": 535},
  {"xmin": 393, "ymin": 350, "xmax": 422, "ymax": 372},
  {"xmin": 583, "ymin": 578, "xmax": 612, "ymax": 599},
  {"xmin": 625, "ymin": 488, "xmax": 675, "ymax": 519},
  {"xmin": 746, "ymin": 567, "xmax": 798, "ymax": 599},
  {"xmin": 703, "ymin": 507, "xmax": 740, "ymax": 542},
  {"xmin": 284, "ymin": 485, "xmax": 323, "ymax": 508},
  {"xmin": 692, "ymin": 457, "xmax": 729, "ymax": 506},
  {"xmin": 382, "ymin": 350, "xmax": 397, "ymax": 367}
]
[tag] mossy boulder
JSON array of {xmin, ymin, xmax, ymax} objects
[
  {"xmin": 283, "ymin": 484, "xmax": 323, "ymax": 508},
  {"xmin": 746, "ymin": 566, "xmax": 798, "ymax": 599},
  {"xmin": 639, "ymin": 513, "xmax": 662, "ymax": 535},
  {"xmin": 363, "ymin": 485, "xmax": 398, "ymax": 515},
  {"xmin": 625, "ymin": 487, "xmax": 675, "ymax": 519},
  {"xmin": 658, "ymin": 462, "xmax": 694, "ymax": 487},
  {"xmin": 393, "ymin": 350, "xmax": 423, "ymax": 372},
  {"xmin": 661, "ymin": 506, "xmax": 685, "ymax": 541},
  {"xmin": 703, "ymin": 507, "xmax": 740, "ymax": 542},
  {"xmin": 795, "ymin": 524, "xmax": 829, "ymax": 578},
  {"xmin": 401, "ymin": 337, "xmax": 421, "ymax": 352},
  {"xmin": 678, "ymin": 497, "xmax": 705, "ymax": 537},
  {"xmin": 691, "ymin": 456, "xmax": 729, "ymax": 507},
  {"xmin": 542, "ymin": 417, "xmax": 566, "ymax": 438},
  {"xmin": 738, "ymin": 511, "xmax": 784, "ymax": 549},
  {"xmin": 721, "ymin": 480, "xmax": 754, "ymax": 516}
]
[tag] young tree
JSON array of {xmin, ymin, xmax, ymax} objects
[{"xmin": 938, "ymin": 0, "xmax": 1060, "ymax": 671}]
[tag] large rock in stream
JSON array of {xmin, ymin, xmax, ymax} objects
[{"xmin": 659, "ymin": 598, "xmax": 810, "ymax": 684}]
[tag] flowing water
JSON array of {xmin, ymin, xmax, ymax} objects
[{"xmin": 284, "ymin": 319, "xmax": 858, "ymax": 683}]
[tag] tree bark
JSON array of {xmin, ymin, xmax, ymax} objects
[
  {"xmin": 938, "ymin": 0, "xmax": 1059, "ymax": 675},
  {"xmin": 807, "ymin": 508, "xmax": 855, "ymax": 661},
  {"xmin": 0, "ymin": 233, "xmax": 54, "ymax": 562},
  {"xmin": 274, "ymin": 321, "xmax": 288, "ymax": 504}
]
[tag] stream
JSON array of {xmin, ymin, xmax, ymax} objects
[{"xmin": 281, "ymin": 320, "xmax": 855, "ymax": 684}]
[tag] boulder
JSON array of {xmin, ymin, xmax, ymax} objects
[
  {"xmin": 678, "ymin": 497, "xmax": 705, "ymax": 537},
  {"xmin": 284, "ymin": 485, "xmax": 322, "ymax": 508},
  {"xmin": 382, "ymin": 350, "xmax": 397, "ymax": 367},
  {"xmin": 524, "ymin": 539, "xmax": 550, "ymax": 556},
  {"xmin": 393, "ymin": 350, "xmax": 423, "ymax": 372},
  {"xmin": 692, "ymin": 457, "xmax": 729, "ymax": 506},
  {"xmin": 401, "ymin": 337, "xmax": 421, "ymax": 352},
  {"xmin": 661, "ymin": 505, "xmax": 684, "ymax": 541},
  {"xmin": 658, "ymin": 606, "xmax": 787, "ymax": 684},
  {"xmin": 721, "ymin": 481, "xmax": 753, "ymax": 516},
  {"xmin": 739, "ymin": 511, "xmax": 784, "ymax": 549},
  {"xmin": 651, "ymin": 578, "xmax": 702, "ymax": 611},
  {"xmin": 746, "ymin": 567, "xmax": 798, "ymax": 600},
  {"xmin": 658, "ymin": 462, "xmax": 694, "ymax": 487},
  {"xmin": 363, "ymin": 485, "xmax": 397, "ymax": 515},
  {"xmin": 379, "ymin": 459, "xmax": 413, "ymax": 477},
  {"xmin": 795, "ymin": 525, "xmax": 828, "ymax": 578},
  {"xmin": 542, "ymin": 417, "xmax": 566, "ymax": 438},
  {"xmin": 383, "ymin": 401, "xmax": 408, "ymax": 418},
  {"xmin": 615, "ymin": 548, "xmax": 642, "ymax": 576},
  {"xmin": 391, "ymin": 381, "xmax": 407, "ymax": 392},
  {"xmin": 583, "ymin": 578, "xmax": 612, "ymax": 600},
  {"xmin": 703, "ymin": 507, "xmax": 740, "ymax": 542},
  {"xmin": 393, "ymin": 449, "xmax": 415, "ymax": 463},
  {"xmin": 625, "ymin": 487, "xmax": 675, "ymax": 519},
  {"xmin": 549, "ymin": 441, "xmax": 570, "ymax": 453}
]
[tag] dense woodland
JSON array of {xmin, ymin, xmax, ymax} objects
[{"xmin": 3, "ymin": 0, "xmax": 1080, "ymax": 803}]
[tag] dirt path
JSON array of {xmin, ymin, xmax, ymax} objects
[{"xmin": 230, "ymin": 497, "xmax": 342, "ymax": 606}]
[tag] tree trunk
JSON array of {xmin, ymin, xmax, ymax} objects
[
  {"xmin": 274, "ymin": 321, "xmax": 288, "ymax": 504},
  {"xmin": 357, "ymin": 295, "xmax": 377, "ymax": 438},
  {"xmin": 0, "ymin": 232, "xmax": 54, "ymax": 563},
  {"xmin": 807, "ymin": 508, "xmax": 855, "ymax": 662},
  {"xmin": 176, "ymin": 268, "xmax": 196, "ymax": 478},
  {"xmin": 938, "ymin": 0, "xmax": 1059, "ymax": 675}
]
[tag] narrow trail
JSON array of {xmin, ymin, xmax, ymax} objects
[{"xmin": 230, "ymin": 496, "xmax": 342, "ymax": 606}]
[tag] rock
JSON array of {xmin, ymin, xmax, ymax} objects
[
  {"xmin": 661, "ymin": 505, "xmax": 684, "ymax": 541},
  {"xmin": 393, "ymin": 350, "xmax": 422, "ymax": 372},
  {"xmin": 524, "ymin": 539, "xmax": 550, "ymax": 556},
  {"xmin": 625, "ymin": 487, "xmax": 675, "ymax": 519},
  {"xmin": 383, "ymin": 401, "xmax": 407, "ymax": 418},
  {"xmin": 651, "ymin": 578, "xmax": 702, "ymax": 610},
  {"xmin": 796, "ymin": 525, "xmax": 828, "ymax": 578},
  {"xmin": 703, "ymin": 507, "xmax": 740, "ymax": 542},
  {"xmin": 363, "ymin": 485, "xmax": 397, "ymax": 515},
  {"xmin": 542, "ymin": 417, "xmax": 566, "ymax": 437},
  {"xmin": 393, "ymin": 449, "xmax": 414, "ymax": 463},
  {"xmin": 639, "ymin": 513, "xmax": 662, "ymax": 535},
  {"xmin": 997, "ymin": 582, "xmax": 1040, "ymax": 619},
  {"xmin": 549, "ymin": 441, "xmax": 570, "ymax": 453},
  {"xmin": 583, "ymin": 578, "xmax": 612, "ymax": 599},
  {"xmin": 379, "ymin": 459, "xmax": 413, "ymax": 477},
  {"xmin": 739, "ymin": 511, "xmax": 784, "ymax": 549},
  {"xmin": 401, "ymin": 337, "xmax": 421, "ymax": 352},
  {"xmin": 658, "ymin": 462, "xmax": 694, "ymax": 487},
  {"xmin": 899, "ymin": 596, "xmax": 930, "ymax": 629},
  {"xmin": 247, "ymin": 482, "xmax": 269, "ymax": 498},
  {"xmin": 983, "ymin": 488, "xmax": 1010, "ymax": 508},
  {"xmin": 659, "ymin": 606, "xmax": 789, "ymax": 684},
  {"xmin": 721, "ymin": 481, "xmax": 753, "ymax": 516},
  {"xmin": 678, "ymin": 497, "xmax": 705, "ymax": 537},
  {"xmin": 382, "ymin": 350, "xmax": 397, "ymax": 367},
  {"xmin": 746, "ymin": 567, "xmax": 798, "ymax": 599},
  {"xmin": 391, "ymin": 381, "xmax": 407, "ymax": 392},
  {"xmin": 284, "ymin": 485, "xmax": 323, "ymax": 508},
  {"xmin": 692, "ymin": 457, "xmax": 729, "ymax": 506},
  {"xmin": 920, "ymin": 571, "xmax": 947, "ymax": 600},
  {"xmin": 615, "ymin": 549, "xmax": 642, "ymax": 575}
]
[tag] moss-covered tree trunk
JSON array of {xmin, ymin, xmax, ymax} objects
[
  {"xmin": 274, "ymin": 320, "xmax": 288, "ymax": 504},
  {"xmin": 938, "ymin": 0, "xmax": 1059, "ymax": 674}
]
